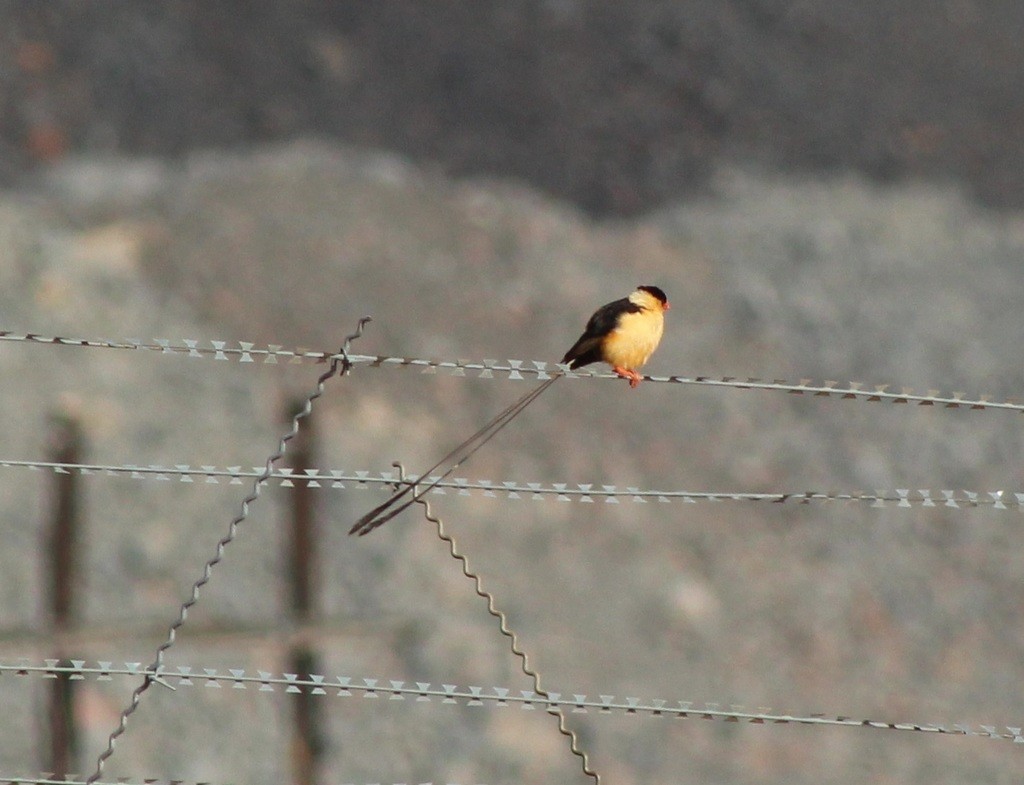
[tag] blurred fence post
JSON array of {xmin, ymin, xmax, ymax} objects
[
  {"xmin": 285, "ymin": 400, "xmax": 325, "ymax": 785},
  {"xmin": 44, "ymin": 412, "xmax": 82, "ymax": 777}
]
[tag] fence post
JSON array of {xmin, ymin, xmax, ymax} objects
[
  {"xmin": 285, "ymin": 400, "xmax": 325, "ymax": 785},
  {"xmin": 45, "ymin": 412, "xmax": 82, "ymax": 777}
]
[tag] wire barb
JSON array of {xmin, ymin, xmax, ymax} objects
[
  {"xmin": 390, "ymin": 462, "xmax": 602, "ymax": 784},
  {"xmin": 145, "ymin": 671, "xmax": 176, "ymax": 691},
  {"xmin": 82, "ymin": 316, "xmax": 371, "ymax": 785}
]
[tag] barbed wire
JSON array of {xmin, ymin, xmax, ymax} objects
[
  {"xmin": 81, "ymin": 317, "xmax": 372, "ymax": 785},
  {"xmin": 3, "ymin": 659, "xmax": 1020, "ymax": 745},
  {"xmin": 6, "ymin": 327, "xmax": 1024, "ymax": 780},
  {"xmin": 1, "ymin": 458, "xmax": 1020, "ymax": 511},
  {"xmin": 2, "ymin": 330, "xmax": 1022, "ymax": 413}
]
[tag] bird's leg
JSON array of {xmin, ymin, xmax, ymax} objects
[{"xmin": 612, "ymin": 366, "xmax": 643, "ymax": 388}]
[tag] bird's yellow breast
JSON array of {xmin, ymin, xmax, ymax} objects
[{"xmin": 601, "ymin": 308, "xmax": 664, "ymax": 371}]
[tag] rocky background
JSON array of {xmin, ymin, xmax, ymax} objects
[
  {"xmin": 2, "ymin": 4, "xmax": 1024, "ymax": 784},
  {"xmin": 6, "ymin": 1, "xmax": 1024, "ymax": 216}
]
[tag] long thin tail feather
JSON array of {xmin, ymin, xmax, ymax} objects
[{"xmin": 349, "ymin": 374, "xmax": 561, "ymax": 536}]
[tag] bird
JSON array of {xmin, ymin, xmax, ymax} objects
[
  {"xmin": 348, "ymin": 285, "xmax": 669, "ymax": 536},
  {"xmin": 560, "ymin": 284, "xmax": 670, "ymax": 388}
]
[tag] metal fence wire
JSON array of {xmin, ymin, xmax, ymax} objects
[{"xmin": 1, "ymin": 322, "xmax": 1022, "ymax": 785}]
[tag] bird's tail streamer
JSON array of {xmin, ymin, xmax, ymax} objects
[{"xmin": 349, "ymin": 374, "xmax": 561, "ymax": 536}]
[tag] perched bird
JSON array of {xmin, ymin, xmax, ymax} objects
[
  {"xmin": 349, "ymin": 285, "xmax": 669, "ymax": 536},
  {"xmin": 560, "ymin": 285, "xmax": 670, "ymax": 388}
]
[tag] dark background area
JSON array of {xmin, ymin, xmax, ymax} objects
[{"xmin": 3, "ymin": 0, "xmax": 1024, "ymax": 215}]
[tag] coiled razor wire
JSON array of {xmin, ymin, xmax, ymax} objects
[
  {"xmin": 1, "ymin": 459, "xmax": 1021, "ymax": 511},
  {"xmin": 3, "ymin": 659, "xmax": 1021, "ymax": 745},
  {"xmin": 2, "ymin": 330, "xmax": 1022, "ymax": 413},
  {"xmin": 80, "ymin": 317, "xmax": 372, "ymax": 785}
]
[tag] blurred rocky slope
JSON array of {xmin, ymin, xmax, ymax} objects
[
  {"xmin": 1, "ymin": 141, "xmax": 1024, "ymax": 782},
  {"xmin": 6, "ymin": 2, "xmax": 1024, "ymax": 214}
]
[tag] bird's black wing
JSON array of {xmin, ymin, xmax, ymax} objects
[{"xmin": 561, "ymin": 296, "xmax": 641, "ymax": 369}]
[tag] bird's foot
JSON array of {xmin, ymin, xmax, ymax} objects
[{"xmin": 612, "ymin": 366, "xmax": 643, "ymax": 388}]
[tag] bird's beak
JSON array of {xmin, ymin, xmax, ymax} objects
[{"xmin": 665, "ymin": 301, "xmax": 671, "ymax": 310}]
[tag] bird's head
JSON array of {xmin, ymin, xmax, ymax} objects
[{"xmin": 635, "ymin": 285, "xmax": 670, "ymax": 311}]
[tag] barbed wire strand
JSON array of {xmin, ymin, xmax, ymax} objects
[
  {"xmin": 82, "ymin": 316, "xmax": 372, "ymax": 785},
  {"xmin": 1, "ymin": 458, "xmax": 1021, "ymax": 512},
  {"xmin": 5, "ymin": 327, "xmax": 1020, "ymax": 779},
  {"xmin": 4, "ymin": 660, "xmax": 1021, "ymax": 745},
  {"xmin": 3, "ymin": 330, "xmax": 1023, "ymax": 414},
  {"xmin": 389, "ymin": 462, "xmax": 601, "ymax": 783}
]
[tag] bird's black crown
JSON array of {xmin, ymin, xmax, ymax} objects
[{"xmin": 637, "ymin": 285, "xmax": 668, "ymax": 305}]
